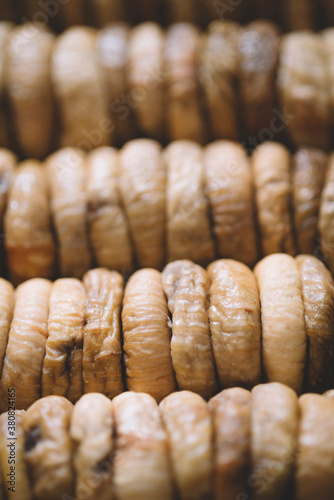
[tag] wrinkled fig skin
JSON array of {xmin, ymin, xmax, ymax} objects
[
  {"xmin": 319, "ymin": 153, "xmax": 334, "ymax": 274},
  {"xmin": 0, "ymin": 278, "xmax": 14, "ymax": 380},
  {"xmin": 160, "ymin": 391, "xmax": 213, "ymax": 500},
  {"xmin": 83, "ymin": 268, "xmax": 124, "ymax": 399},
  {"xmin": 161, "ymin": 260, "xmax": 218, "ymax": 399}
]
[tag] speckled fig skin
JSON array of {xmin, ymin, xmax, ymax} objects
[{"xmin": 160, "ymin": 391, "xmax": 213, "ymax": 500}]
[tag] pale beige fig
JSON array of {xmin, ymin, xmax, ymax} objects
[
  {"xmin": 160, "ymin": 391, "xmax": 213, "ymax": 500},
  {"xmin": 204, "ymin": 141, "xmax": 258, "ymax": 266},
  {"xmin": 0, "ymin": 278, "xmax": 14, "ymax": 379},
  {"xmin": 23, "ymin": 396, "xmax": 74, "ymax": 500},
  {"xmin": 4, "ymin": 160, "xmax": 56, "ymax": 284},
  {"xmin": 122, "ymin": 269, "xmax": 176, "ymax": 401},
  {"xmin": 46, "ymin": 147, "xmax": 92, "ymax": 278},
  {"xmin": 199, "ymin": 21, "xmax": 241, "ymax": 140},
  {"xmin": 277, "ymin": 31, "xmax": 330, "ymax": 149},
  {"xmin": 251, "ymin": 383, "xmax": 299, "ymax": 500},
  {"xmin": 252, "ymin": 142, "xmax": 296, "ymax": 256},
  {"xmin": 86, "ymin": 147, "xmax": 133, "ymax": 273},
  {"xmin": 71, "ymin": 393, "xmax": 114, "ymax": 500},
  {"xmin": 164, "ymin": 24, "xmax": 205, "ymax": 143},
  {"xmin": 83, "ymin": 268, "xmax": 124, "ymax": 399},
  {"xmin": 283, "ymin": 0, "xmax": 315, "ymax": 30},
  {"xmin": 0, "ymin": 279, "xmax": 51, "ymax": 411},
  {"xmin": 0, "ymin": 23, "xmax": 12, "ymax": 148},
  {"xmin": 161, "ymin": 260, "xmax": 217, "ymax": 399},
  {"xmin": 42, "ymin": 278, "xmax": 85, "ymax": 403},
  {"xmin": 209, "ymin": 387, "xmax": 252, "ymax": 500},
  {"xmin": 127, "ymin": 23, "xmax": 165, "ymax": 141},
  {"xmin": 59, "ymin": 0, "xmax": 86, "ymax": 25},
  {"xmin": 254, "ymin": 254, "xmax": 307, "ymax": 394},
  {"xmin": 119, "ymin": 139, "xmax": 166, "ymax": 269},
  {"xmin": 5, "ymin": 24, "xmax": 55, "ymax": 158},
  {"xmin": 324, "ymin": 389, "xmax": 334, "ymax": 400},
  {"xmin": 238, "ymin": 21, "xmax": 280, "ymax": 136},
  {"xmin": 207, "ymin": 259, "xmax": 261, "ymax": 389},
  {"xmin": 112, "ymin": 392, "xmax": 173, "ymax": 500},
  {"xmin": 164, "ymin": 141, "xmax": 215, "ymax": 266},
  {"xmin": 52, "ymin": 26, "xmax": 112, "ymax": 150},
  {"xmin": 0, "ymin": 411, "xmax": 32, "ymax": 500},
  {"xmin": 92, "ymin": 0, "xmax": 125, "ymax": 25},
  {"xmin": 319, "ymin": 153, "xmax": 334, "ymax": 274},
  {"xmin": 292, "ymin": 147, "xmax": 328, "ymax": 254},
  {"xmin": 97, "ymin": 23, "xmax": 134, "ymax": 143},
  {"xmin": 296, "ymin": 255, "xmax": 334, "ymax": 393},
  {"xmin": 295, "ymin": 394, "xmax": 334, "ymax": 500}
]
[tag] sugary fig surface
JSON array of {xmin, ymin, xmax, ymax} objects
[
  {"xmin": 86, "ymin": 147, "xmax": 133, "ymax": 273},
  {"xmin": 122, "ymin": 269, "xmax": 176, "ymax": 401},
  {"xmin": 119, "ymin": 139, "xmax": 166, "ymax": 269},
  {"xmin": 199, "ymin": 21, "xmax": 241, "ymax": 140},
  {"xmin": 71, "ymin": 393, "xmax": 114, "ymax": 500},
  {"xmin": 238, "ymin": 21, "xmax": 280, "ymax": 136},
  {"xmin": 160, "ymin": 391, "xmax": 213, "ymax": 500},
  {"xmin": 112, "ymin": 392, "xmax": 173, "ymax": 500},
  {"xmin": 252, "ymin": 142, "xmax": 296, "ymax": 256},
  {"xmin": 292, "ymin": 147, "xmax": 328, "ymax": 254},
  {"xmin": 204, "ymin": 141, "xmax": 258, "ymax": 266},
  {"xmin": 164, "ymin": 141, "xmax": 215, "ymax": 266},
  {"xmin": 207, "ymin": 259, "xmax": 261, "ymax": 389},
  {"xmin": 127, "ymin": 23, "xmax": 165, "ymax": 141},
  {"xmin": 295, "ymin": 394, "xmax": 334, "ymax": 500},
  {"xmin": 46, "ymin": 147, "xmax": 92, "ymax": 278},
  {"xmin": 51, "ymin": 26, "xmax": 111, "ymax": 149},
  {"xmin": 161, "ymin": 260, "xmax": 217, "ymax": 398},
  {"xmin": 4, "ymin": 161, "xmax": 56, "ymax": 284},
  {"xmin": 83, "ymin": 268, "xmax": 124, "ymax": 399},
  {"xmin": 277, "ymin": 31, "xmax": 330, "ymax": 149},
  {"xmin": 0, "ymin": 279, "xmax": 51, "ymax": 411},
  {"xmin": 319, "ymin": 153, "xmax": 334, "ymax": 274},
  {"xmin": 254, "ymin": 254, "xmax": 307, "ymax": 394},
  {"xmin": 5, "ymin": 24, "xmax": 54, "ymax": 158},
  {"xmin": 209, "ymin": 387, "xmax": 251, "ymax": 500},
  {"xmin": 251, "ymin": 383, "xmax": 299, "ymax": 500},
  {"xmin": 0, "ymin": 278, "xmax": 14, "ymax": 379},
  {"xmin": 296, "ymin": 255, "xmax": 334, "ymax": 392},
  {"xmin": 0, "ymin": 411, "xmax": 32, "ymax": 500},
  {"xmin": 0, "ymin": 23, "xmax": 12, "ymax": 148},
  {"xmin": 23, "ymin": 396, "xmax": 74, "ymax": 500},
  {"xmin": 42, "ymin": 278, "xmax": 85, "ymax": 403},
  {"xmin": 164, "ymin": 24, "xmax": 205, "ymax": 143}
]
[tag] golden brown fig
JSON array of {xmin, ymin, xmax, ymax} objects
[
  {"xmin": 161, "ymin": 260, "xmax": 217, "ymax": 399},
  {"xmin": 0, "ymin": 411, "xmax": 32, "ymax": 500},
  {"xmin": 254, "ymin": 254, "xmax": 307, "ymax": 394},
  {"xmin": 238, "ymin": 21, "xmax": 280, "ymax": 137},
  {"xmin": 92, "ymin": 0, "xmax": 125, "ymax": 25},
  {"xmin": 70, "ymin": 393, "xmax": 114, "ymax": 500},
  {"xmin": 0, "ymin": 279, "xmax": 51, "ymax": 411},
  {"xmin": 277, "ymin": 32, "xmax": 330, "ymax": 150},
  {"xmin": 42, "ymin": 278, "xmax": 85, "ymax": 404},
  {"xmin": 292, "ymin": 147, "xmax": 328, "ymax": 254},
  {"xmin": 199, "ymin": 21, "xmax": 241, "ymax": 140},
  {"xmin": 122, "ymin": 269, "xmax": 176, "ymax": 401},
  {"xmin": 207, "ymin": 260, "xmax": 261, "ymax": 389},
  {"xmin": 296, "ymin": 255, "xmax": 334, "ymax": 393},
  {"xmin": 250, "ymin": 383, "xmax": 299, "ymax": 500},
  {"xmin": 23, "ymin": 396, "xmax": 74, "ymax": 500},
  {"xmin": 119, "ymin": 139, "xmax": 166, "ymax": 270},
  {"xmin": 164, "ymin": 24, "xmax": 205, "ymax": 143},
  {"xmin": 127, "ymin": 23, "xmax": 165, "ymax": 141},
  {"xmin": 83, "ymin": 268, "xmax": 124, "ymax": 399},
  {"xmin": 164, "ymin": 141, "xmax": 215, "ymax": 266},
  {"xmin": 0, "ymin": 278, "xmax": 14, "ymax": 379},
  {"xmin": 4, "ymin": 161, "xmax": 56, "ymax": 284},
  {"xmin": 86, "ymin": 147, "xmax": 133, "ymax": 274},
  {"xmin": 0, "ymin": 23, "xmax": 12, "ymax": 149},
  {"xmin": 204, "ymin": 141, "xmax": 258, "ymax": 266},
  {"xmin": 209, "ymin": 387, "xmax": 252, "ymax": 500},
  {"xmin": 5, "ymin": 24, "xmax": 55, "ymax": 158},
  {"xmin": 52, "ymin": 26, "xmax": 112, "ymax": 150},
  {"xmin": 252, "ymin": 142, "xmax": 296, "ymax": 256},
  {"xmin": 295, "ymin": 394, "xmax": 334, "ymax": 500},
  {"xmin": 319, "ymin": 153, "xmax": 334, "ymax": 274},
  {"xmin": 160, "ymin": 391, "xmax": 213, "ymax": 500},
  {"xmin": 112, "ymin": 392, "xmax": 173, "ymax": 500},
  {"xmin": 46, "ymin": 147, "xmax": 92, "ymax": 279}
]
